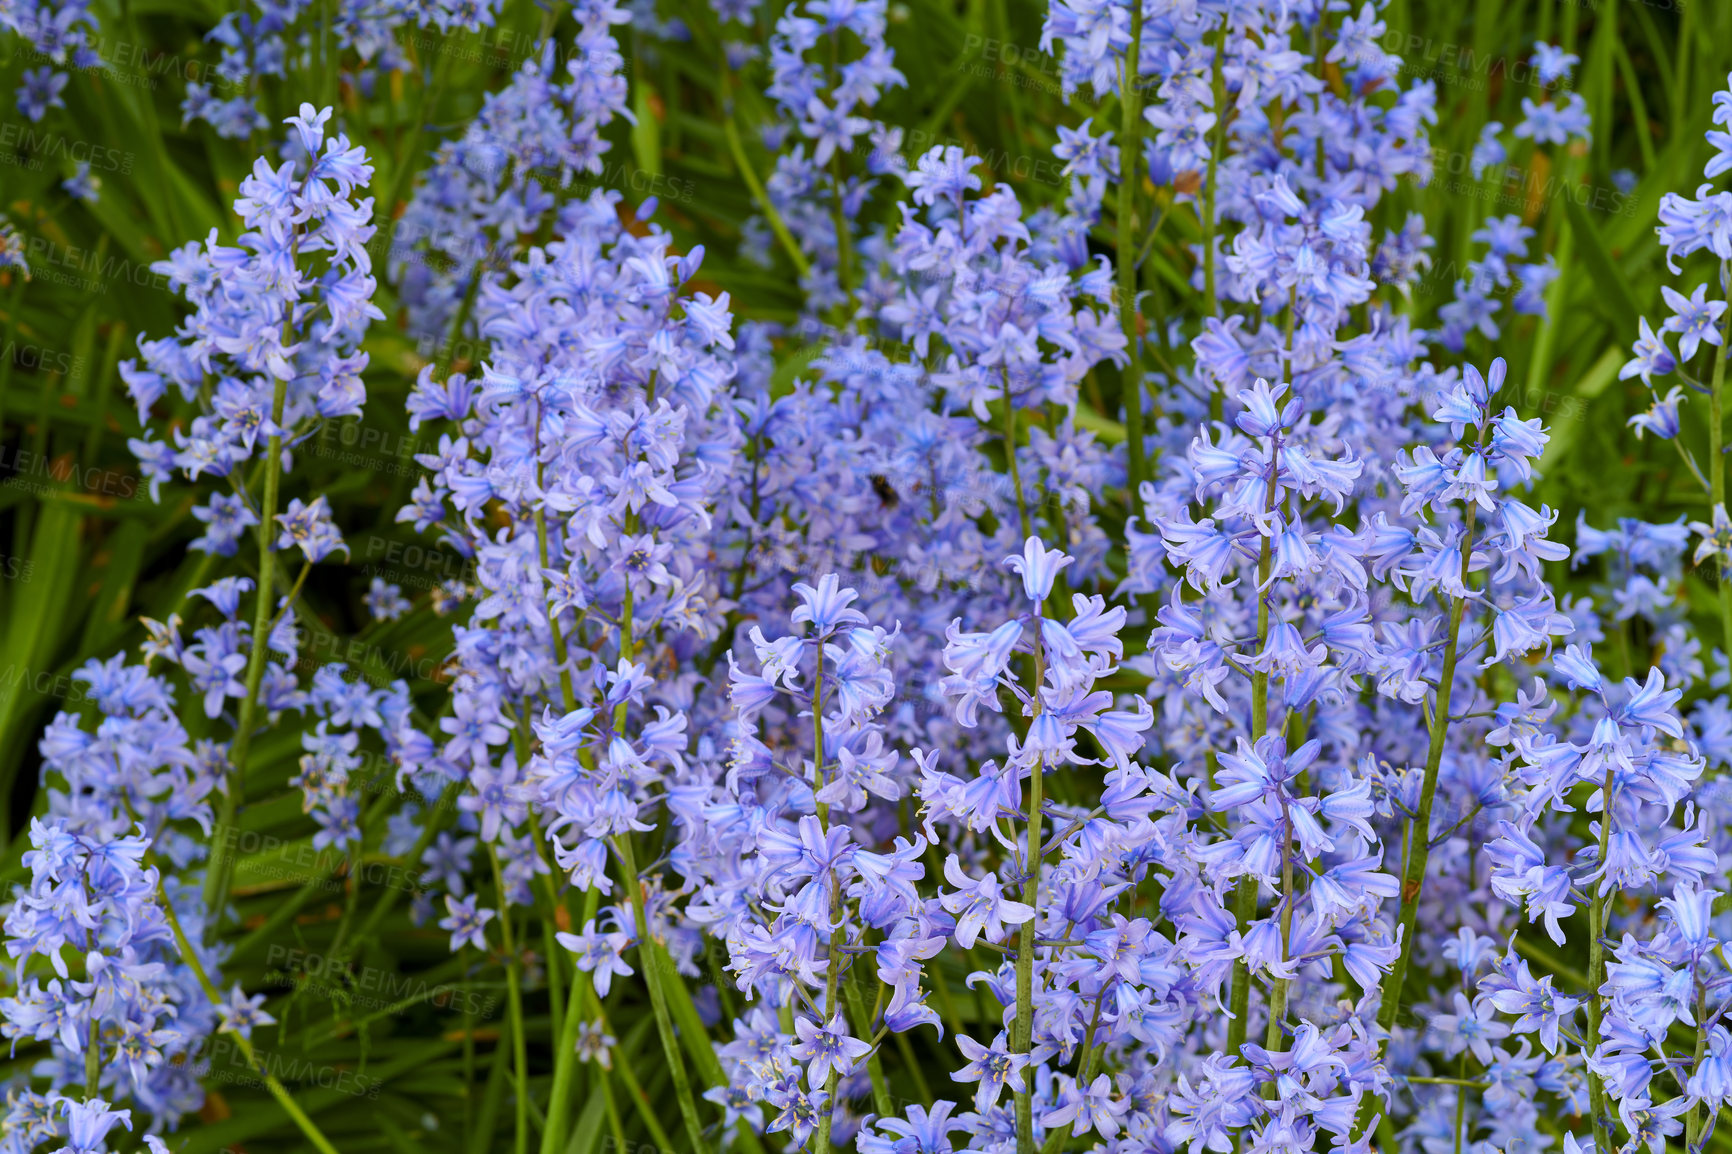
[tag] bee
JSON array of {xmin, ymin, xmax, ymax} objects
[{"xmin": 869, "ymin": 474, "xmax": 900, "ymax": 509}]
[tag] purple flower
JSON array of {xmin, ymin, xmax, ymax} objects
[
  {"xmin": 1690, "ymin": 1026, "xmax": 1732, "ymax": 1110},
  {"xmin": 1487, "ymin": 962, "xmax": 1580, "ymax": 1054},
  {"xmin": 1004, "ymin": 536, "xmax": 1074, "ymax": 602},
  {"xmin": 1428, "ymin": 992, "xmax": 1511, "ymax": 1064},
  {"xmin": 215, "ymin": 985, "xmax": 277, "ymax": 1040},
  {"xmin": 764, "ymin": 1083, "xmax": 828, "ymax": 1148},
  {"xmin": 791, "ymin": 1012, "xmax": 872, "ymax": 1087},
  {"xmin": 556, "ymin": 924, "xmax": 635, "ymax": 997},
  {"xmin": 1621, "ymin": 317, "xmax": 1678, "ymax": 384},
  {"xmin": 54, "ymin": 1097, "xmax": 131, "ymax": 1154},
  {"xmin": 938, "ymin": 855, "xmax": 1034, "ymax": 949},
  {"xmin": 790, "ymin": 574, "xmax": 868, "ymax": 635},
  {"xmin": 905, "ymin": 146, "xmax": 981, "ymax": 206},
  {"xmin": 1529, "ymin": 42, "xmax": 1579, "ymax": 86},
  {"xmin": 951, "ymin": 1031, "xmax": 1029, "ymax": 1113},
  {"xmin": 1660, "ymin": 283, "xmax": 1727, "ymax": 362},
  {"xmin": 16, "ymin": 66, "xmax": 67, "ymax": 121},
  {"xmin": 274, "ymin": 495, "xmax": 348, "ymax": 563},
  {"xmin": 1691, "ymin": 504, "xmax": 1732, "ymax": 568},
  {"xmin": 1042, "ymin": 1073, "xmax": 1129, "ymax": 1138},
  {"xmin": 1628, "ymin": 386, "xmax": 1683, "ymax": 441},
  {"xmin": 439, "ymin": 894, "xmax": 496, "ymax": 952}
]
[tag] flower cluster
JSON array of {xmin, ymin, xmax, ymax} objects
[
  {"xmin": 390, "ymin": 0, "xmax": 632, "ymax": 341},
  {"xmin": 123, "ymin": 103, "xmax": 382, "ymax": 515},
  {"xmin": 1621, "ymin": 71, "xmax": 1732, "ymax": 578},
  {"xmin": 0, "ymin": 815, "xmax": 211, "ymax": 1145},
  {"xmin": 751, "ymin": 0, "xmax": 906, "ymax": 318},
  {"xmin": 183, "ymin": 0, "xmax": 503, "ymax": 139},
  {"xmin": 0, "ymin": 0, "xmax": 100, "ymax": 120},
  {"xmin": 14, "ymin": 5, "xmax": 1732, "ymax": 1154}
]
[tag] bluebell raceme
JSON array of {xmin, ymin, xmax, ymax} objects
[{"xmin": 3, "ymin": 1, "xmax": 1732, "ymax": 1153}]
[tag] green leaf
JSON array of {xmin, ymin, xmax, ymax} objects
[
  {"xmin": 1537, "ymin": 343, "xmax": 1622, "ymax": 473},
  {"xmin": 565, "ymin": 1080, "xmax": 608, "ymax": 1154},
  {"xmin": 632, "ymin": 82, "xmax": 662, "ymax": 182},
  {"xmin": 0, "ymin": 503, "xmax": 83, "ymax": 838},
  {"xmin": 1074, "ymin": 403, "xmax": 1126, "ymax": 445},
  {"xmin": 770, "ymin": 341, "xmax": 826, "ymax": 398},
  {"xmin": 77, "ymin": 518, "xmax": 148, "ymax": 654},
  {"xmin": 1562, "ymin": 191, "xmax": 1641, "ymax": 330}
]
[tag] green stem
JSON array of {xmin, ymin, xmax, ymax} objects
[
  {"xmin": 605, "ymin": 1010, "xmax": 680, "ymax": 1153},
  {"xmin": 0, "ymin": 279, "xmax": 30, "ymax": 442},
  {"xmin": 1118, "ymin": 0, "xmax": 1147, "ymax": 507},
  {"xmin": 84, "ymin": 1013, "xmax": 100, "ymax": 1100},
  {"xmin": 893, "ymin": 1028, "xmax": 933, "ymax": 1106},
  {"xmin": 1357, "ymin": 500, "xmax": 1482, "ymax": 1139},
  {"xmin": 1002, "ymin": 370, "xmax": 1031, "ymax": 541},
  {"xmin": 203, "ymin": 367, "xmax": 291, "ymax": 929},
  {"xmin": 1132, "ymin": 201, "xmax": 1173, "ymax": 272},
  {"xmin": 1013, "ymin": 641, "xmax": 1049, "ymax": 1154},
  {"xmin": 614, "ymin": 524, "xmax": 637, "ymax": 732},
  {"xmin": 1201, "ymin": 15, "xmax": 1227, "ymax": 319},
  {"xmin": 1583, "ymin": 763, "xmax": 1616, "ymax": 1154},
  {"xmin": 535, "ymin": 439, "xmax": 579, "ymax": 713},
  {"xmin": 1075, "ymin": 990, "xmax": 1105, "ymax": 1082},
  {"xmin": 813, "ymin": 924, "xmax": 845, "ymax": 1154},
  {"xmin": 614, "ymin": 833, "xmax": 709, "ymax": 1154},
  {"xmin": 1038, "ymin": 990, "xmax": 1107, "ymax": 1154},
  {"xmin": 265, "ymin": 562, "xmax": 313, "ymax": 639},
  {"xmin": 82, "ymin": 874, "xmax": 100, "ymax": 1100},
  {"xmin": 830, "ymin": 150, "xmax": 855, "ymax": 313},
  {"xmin": 598, "ymin": 1060, "xmax": 630, "ymax": 1154},
  {"xmin": 1260, "ymin": 831, "xmax": 1294, "ymax": 1055},
  {"xmin": 1225, "ymin": 453, "xmax": 1281, "ymax": 1064},
  {"xmin": 928, "ymin": 943, "xmax": 965, "ymax": 1040},
  {"xmin": 1673, "ymin": 438, "xmax": 1711, "ymax": 497},
  {"xmin": 338, "ymin": 783, "xmax": 460, "ymax": 957},
  {"xmin": 464, "ymin": 963, "xmax": 479, "ymax": 1148},
  {"xmin": 1708, "ymin": 269, "xmax": 1732, "ymax": 656},
  {"xmin": 386, "ymin": 260, "xmax": 485, "ymax": 518},
  {"xmin": 813, "ymin": 640, "xmax": 847, "ymax": 1154},
  {"xmin": 1223, "ymin": 875, "xmax": 1259, "ymax": 1056},
  {"xmin": 488, "ymin": 847, "xmax": 529, "ymax": 1154},
  {"xmin": 157, "ymin": 880, "xmax": 343, "ymax": 1154},
  {"xmin": 538, "ymin": 917, "xmax": 590, "ymax": 1154},
  {"xmin": 541, "ymin": 889, "xmax": 565, "ymax": 1050},
  {"xmin": 1455, "ymin": 1053, "xmax": 1470, "ymax": 1154},
  {"xmin": 382, "ymin": 47, "xmax": 452, "ymax": 232},
  {"xmin": 1687, "ymin": 985, "xmax": 1710, "ymax": 1147},
  {"xmin": 843, "ymin": 970, "xmax": 894, "ymax": 1121},
  {"xmin": 720, "ymin": 54, "xmax": 811, "ymax": 281},
  {"xmin": 812, "ymin": 634, "xmax": 828, "ymax": 819},
  {"xmin": 544, "ymin": 885, "xmax": 608, "ymax": 1153},
  {"xmin": 1672, "ymin": 0, "xmax": 1692, "ymax": 133}
]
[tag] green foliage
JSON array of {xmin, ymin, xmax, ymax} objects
[{"xmin": 0, "ymin": 0, "xmax": 1723, "ymax": 1147}]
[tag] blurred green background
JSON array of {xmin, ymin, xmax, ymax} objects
[{"xmin": 0, "ymin": 1, "xmax": 1715, "ymax": 1139}]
